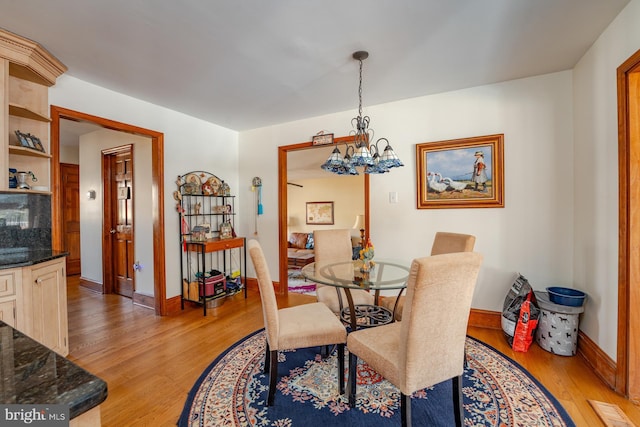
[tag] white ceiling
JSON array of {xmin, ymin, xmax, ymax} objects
[{"xmin": 0, "ymin": 0, "xmax": 630, "ymax": 132}]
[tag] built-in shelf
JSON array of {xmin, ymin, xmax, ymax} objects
[
  {"xmin": 8, "ymin": 103, "xmax": 51, "ymax": 122},
  {"xmin": 1, "ymin": 28, "xmax": 66, "ymax": 191},
  {"xmin": 2, "ymin": 188, "xmax": 51, "ymax": 195},
  {"xmin": 8, "ymin": 145, "xmax": 51, "ymax": 158}
]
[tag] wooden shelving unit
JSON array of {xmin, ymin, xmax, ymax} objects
[{"xmin": 0, "ymin": 28, "xmax": 66, "ymax": 192}]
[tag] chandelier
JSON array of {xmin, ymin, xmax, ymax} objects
[{"xmin": 321, "ymin": 51, "xmax": 403, "ymax": 175}]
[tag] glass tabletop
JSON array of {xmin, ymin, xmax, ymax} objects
[{"xmin": 301, "ymin": 260, "xmax": 409, "ymax": 291}]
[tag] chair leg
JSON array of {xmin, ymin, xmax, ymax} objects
[
  {"xmin": 264, "ymin": 341, "xmax": 270, "ymax": 374},
  {"xmin": 452, "ymin": 374, "xmax": 464, "ymax": 427},
  {"xmin": 267, "ymin": 350, "xmax": 278, "ymax": 406},
  {"xmin": 463, "ymin": 347, "xmax": 468, "ymax": 370},
  {"xmin": 392, "ymin": 288, "xmax": 405, "ymax": 321},
  {"xmin": 337, "ymin": 344, "xmax": 345, "ymax": 395},
  {"xmin": 401, "ymin": 393, "xmax": 412, "ymax": 427},
  {"xmin": 348, "ymin": 352, "xmax": 357, "ymax": 407}
]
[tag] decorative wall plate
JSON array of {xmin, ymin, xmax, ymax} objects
[
  {"xmin": 206, "ymin": 176, "xmax": 222, "ymax": 195},
  {"xmin": 183, "ymin": 173, "xmax": 202, "ymax": 194},
  {"xmin": 184, "ymin": 173, "xmax": 202, "ymax": 185}
]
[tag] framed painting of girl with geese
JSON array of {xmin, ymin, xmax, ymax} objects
[{"xmin": 416, "ymin": 134, "xmax": 504, "ymax": 209}]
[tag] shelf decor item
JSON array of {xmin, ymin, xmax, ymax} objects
[
  {"xmin": 201, "ymin": 180, "xmax": 214, "ymax": 195},
  {"xmin": 15, "ymin": 130, "xmax": 33, "ymax": 148},
  {"xmin": 220, "ymin": 221, "xmax": 233, "ymax": 239},
  {"xmin": 28, "ymin": 133, "xmax": 45, "ymax": 152},
  {"xmin": 8, "ymin": 168, "xmax": 17, "ymax": 188},
  {"xmin": 205, "ymin": 176, "xmax": 222, "ymax": 195},
  {"xmin": 220, "ymin": 181, "xmax": 231, "ymax": 196},
  {"xmin": 14, "ymin": 130, "xmax": 46, "ymax": 152},
  {"xmin": 15, "ymin": 171, "xmax": 37, "ymax": 190}
]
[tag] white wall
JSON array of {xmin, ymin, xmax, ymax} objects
[
  {"xmin": 240, "ymin": 70, "xmax": 575, "ymax": 316},
  {"xmin": 572, "ymin": 0, "xmax": 640, "ymax": 359},
  {"xmin": 51, "ymin": 76, "xmax": 240, "ymax": 298},
  {"xmin": 287, "ymin": 175, "xmax": 364, "ymax": 239},
  {"xmin": 60, "ymin": 145, "xmax": 79, "ymax": 165},
  {"xmin": 79, "ymin": 129, "xmax": 155, "ymax": 296}
]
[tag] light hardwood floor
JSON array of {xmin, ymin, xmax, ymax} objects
[{"xmin": 66, "ymin": 276, "xmax": 640, "ymax": 427}]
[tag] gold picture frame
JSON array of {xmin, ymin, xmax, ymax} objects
[
  {"xmin": 306, "ymin": 201, "xmax": 334, "ymax": 225},
  {"xmin": 416, "ymin": 134, "xmax": 504, "ymax": 209}
]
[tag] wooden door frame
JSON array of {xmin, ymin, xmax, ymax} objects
[
  {"xmin": 101, "ymin": 144, "xmax": 134, "ymax": 295},
  {"xmin": 617, "ymin": 48, "xmax": 640, "ymax": 399},
  {"xmin": 277, "ymin": 135, "xmax": 369, "ymax": 295},
  {"xmin": 50, "ymin": 106, "xmax": 167, "ymax": 315}
]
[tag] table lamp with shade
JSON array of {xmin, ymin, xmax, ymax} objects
[{"xmin": 287, "ymin": 216, "xmax": 298, "ymax": 234}]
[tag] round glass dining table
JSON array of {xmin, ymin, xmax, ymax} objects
[{"xmin": 301, "ymin": 260, "xmax": 410, "ymax": 331}]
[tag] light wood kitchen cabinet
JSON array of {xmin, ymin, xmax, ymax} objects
[
  {"xmin": 18, "ymin": 258, "xmax": 69, "ymax": 356},
  {"xmin": 0, "ymin": 268, "xmax": 19, "ymax": 327}
]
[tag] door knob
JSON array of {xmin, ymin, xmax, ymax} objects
[{"xmin": 110, "ymin": 229, "xmax": 116, "ymax": 234}]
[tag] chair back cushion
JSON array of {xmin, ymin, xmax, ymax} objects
[
  {"xmin": 400, "ymin": 252, "xmax": 483, "ymax": 393},
  {"xmin": 248, "ymin": 239, "xmax": 280, "ymax": 348},
  {"xmin": 313, "ymin": 229, "xmax": 353, "ymax": 267},
  {"xmin": 430, "ymin": 232, "xmax": 476, "ymax": 256}
]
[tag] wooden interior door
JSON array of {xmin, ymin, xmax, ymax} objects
[
  {"xmin": 60, "ymin": 163, "xmax": 80, "ymax": 275},
  {"xmin": 103, "ymin": 145, "xmax": 134, "ymax": 298}
]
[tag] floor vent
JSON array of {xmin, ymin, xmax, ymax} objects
[{"xmin": 588, "ymin": 400, "xmax": 636, "ymax": 427}]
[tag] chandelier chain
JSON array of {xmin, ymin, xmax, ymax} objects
[{"xmin": 358, "ymin": 58, "xmax": 364, "ymax": 119}]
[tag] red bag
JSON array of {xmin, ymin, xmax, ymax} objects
[{"xmin": 512, "ymin": 292, "xmax": 538, "ymax": 352}]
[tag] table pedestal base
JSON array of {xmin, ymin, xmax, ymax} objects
[{"xmin": 341, "ymin": 304, "xmax": 394, "ymax": 329}]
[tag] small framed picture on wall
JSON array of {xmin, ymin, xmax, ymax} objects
[{"xmin": 306, "ymin": 201, "xmax": 334, "ymax": 225}]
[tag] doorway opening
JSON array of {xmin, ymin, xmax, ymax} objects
[
  {"xmin": 278, "ymin": 135, "xmax": 369, "ymax": 295},
  {"xmin": 50, "ymin": 106, "xmax": 168, "ymax": 315}
]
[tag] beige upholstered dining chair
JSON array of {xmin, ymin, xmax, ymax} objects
[
  {"xmin": 248, "ymin": 239, "xmax": 347, "ymax": 406},
  {"xmin": 347, "ymin": 252, "xmax": 483, "ymax": 427},
  {"xmin": 314, "ymin": 229, "xmax": 375, "ymax": 314},
  {"xmin": 381, "ymin": 231, "xmax": 476, "ymax": 320}
]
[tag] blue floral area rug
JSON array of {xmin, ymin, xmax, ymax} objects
[{"xmin": 178, "ymin": 329, "xmax": 574, "ymax": 426}]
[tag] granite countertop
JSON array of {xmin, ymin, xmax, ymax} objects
[
  {"xmin": 0, "ymin": 322, "xmax": 108, "ymax": 419},
  {"xmin": 0, "ymin": 248, "xmax": 68, "ymax": 270}
]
